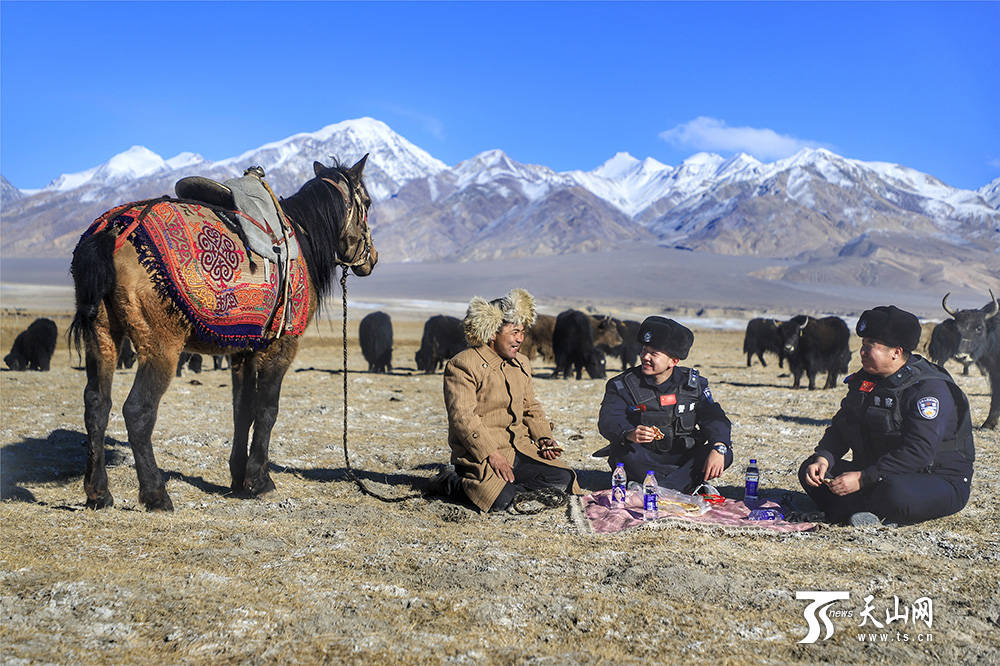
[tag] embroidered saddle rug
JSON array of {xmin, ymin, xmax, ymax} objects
[{"xmin": 81, "ymin": 199, "xmax": 310, "ymax": 349}]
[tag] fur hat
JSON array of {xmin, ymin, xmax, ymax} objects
[
  {"xmin": 638, "ymin": 316, "xmax": 694, "ymax": 360},
  {"xmin": 856, "ymin": 305, "xmax": 921, "ymax": 351},
  {"xmin": 463, "ymin": 288, "xmax": 537, "ymax": 347}
]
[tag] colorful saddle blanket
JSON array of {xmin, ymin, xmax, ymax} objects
[{"xmin": 82, "ymin": 200, "xmax": 310, "ymax": 349}]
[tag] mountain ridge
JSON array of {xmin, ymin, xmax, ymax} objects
[{"xmin": 2, "ymin": 117, "xmax": 997, "ymax": 292}]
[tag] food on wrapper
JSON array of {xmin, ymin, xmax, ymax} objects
[{"xmin": 649, "ymin": 426, "xmax": 665, "ymax": 441}]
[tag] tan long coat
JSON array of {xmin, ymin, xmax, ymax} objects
[{"xmin": 443, "ymin": 345, "xmax": 581, "ymax": 511}]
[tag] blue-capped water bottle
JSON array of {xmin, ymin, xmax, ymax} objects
[
  {"xmin": 611, "ymin": 463, "xmax": 628, "ymax": 509},
  {"xmin": 744, "ymin": 458, "xmax": 760, "ymax": 509},
  {"xmin": 643, "ymin": 470, "xmax": 658, "ymax": 521}
]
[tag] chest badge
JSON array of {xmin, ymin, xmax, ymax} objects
[
  {"xmin": 917, "ymin": 397, "xmax": 940, "ymax": 419},
  {"xmin": 660, "ymin": 394, "xmax": 677, "ymax": 406},
  {"xmin": 860, "ymin": 380, "xmax": 876, "ymax": 393}
]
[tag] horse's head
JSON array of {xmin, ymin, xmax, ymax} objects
[{"xmin": 314, "ymin": 155, "xmax": 378, "ymax": 276}]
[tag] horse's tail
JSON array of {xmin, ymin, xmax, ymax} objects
[{"xmin": 68, "ymin": 231, "xmax": 117, "ymax": 356}]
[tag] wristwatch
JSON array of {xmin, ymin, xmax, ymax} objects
[{"xmin": 712, "ymin": 444, "xmax": 728, "ymax": 456}]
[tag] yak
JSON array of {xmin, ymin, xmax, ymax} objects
[
  {"xmin": 359, "ymin": 311, "xmax": 393, "ymax": 373},
  {"xmin": 927, "ymin": 319, "xmax": 978, "ymax": 376},
  {"xmin": 521, "ymin": 313, "xmax": 556, "ymax": 363},
  {"xmin": 552, "ymin": 309, "xmax": 607, "ymax": 380},
  {"xmin": 415, "ymin": 315, "xmax": 467, "ymax": 374},
  {"xmin": 4, "ymin": 318, "xmax": 57, "ymax": 371},
  {"xmin": 743, "ymin": 317, "xmax": 785, "ymax": 368},
  {"xmin": 778, "ymin": 315, "xmax": 851, "ymax": 390},
  {"xmin": 942, "ymin": 290, "xmax": 1000, "ymax": 429}
]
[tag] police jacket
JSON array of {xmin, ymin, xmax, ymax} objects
[
  {"xmin": 598, "ymin": 366, "xmax": 731, "ymax": 453},
  {"xmin": 814, "ymin": 355, "xmax": 975, "ymax": 486}
]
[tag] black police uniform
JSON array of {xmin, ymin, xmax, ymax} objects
[
  {"xmin": 799, "ymin": 355, "xmax": 975, "ymax": 525},
  {"xmin": 598, "ymin": 365, "xmax": 733, "ymax": 491}
]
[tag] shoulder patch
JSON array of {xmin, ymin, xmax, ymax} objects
[{"xmin": 917, "ymin": 396, "xmax": 940, "ymax": 420}]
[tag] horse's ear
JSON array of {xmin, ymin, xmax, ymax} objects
[
  {"xmin": 349, "ymin": 154, "xmax": 369, "ymax": 180},
  {"xmin": 313, "ymin": 161, "xmax": 327, "ymax": 176}
]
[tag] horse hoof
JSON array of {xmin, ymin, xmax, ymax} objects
[
  {"xmin": 142, "ymin": 491, "xmax": 174, "ymax": 512},
  {"xmin": 249, "ymin": 476, "xmax": 276, "ymax": 498},
  {"xmin": 85, "ymin": 493, "xmax": 114, "ymax": 510}
]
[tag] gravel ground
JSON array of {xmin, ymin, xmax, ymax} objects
[{"xmin": 1, "ymin": 309, "xmax": 998, "ymax": 664}]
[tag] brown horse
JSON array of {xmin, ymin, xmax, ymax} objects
[{"xmin": 68, "ymin": 157, "xmax": 376, "ymax": 511}]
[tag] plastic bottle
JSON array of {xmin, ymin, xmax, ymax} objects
[
  {"xmin": 744, "ymin": 458, "xmax": 760, "ymax": 509},
  {"xmin": 611, "ymin": 463, "xmax": 628, "ymax": 509},
  {"xmin": 747, "ymin": 508, "xmax": 784, "ymax": 521},
  {"xmin": 643, "ymin": 470, "xmax": 658, "ymax": 521}
]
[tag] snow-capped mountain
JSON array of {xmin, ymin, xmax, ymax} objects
[
  {"xmin": 2, "ymin": 117, "xmax": 998, "ymax": 291},
  {"xmin": 980, "ymin": 177, "xmax": 1000, "ymax": 209},
  {"xmin": 1, "ymin": 175, "xmax": 24, "ymax": 207}
]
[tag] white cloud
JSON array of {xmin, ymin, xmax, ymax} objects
[{"xmin": 660, "ymin": 116, "xmax": 829, "ymax": 160}]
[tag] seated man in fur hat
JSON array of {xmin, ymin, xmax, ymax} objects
[
  {"xmin": 428, "ymin": 288, "xmax": 581, "ymax": 512},
  {"xmin": 595, "ymin": 316, "xmax": 733, "ymax": 493},
  {"xmin": 799, "ymin": 305, "xmax": 975, "ymax": 527}
]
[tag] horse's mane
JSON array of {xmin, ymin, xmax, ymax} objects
[{"xmin": 280, "ymin": 162, "xmax": 356, "ymax": 305}]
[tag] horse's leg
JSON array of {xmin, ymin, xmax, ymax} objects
[
  {"xmin": 229, "ymin": 351, "xmax": 257, "ymax": 493},
  {"xmin": 82, "ymin": 312, "xmax": 119, "ymax": 509},
  {"xmin": 122, "ymin": 342, "xmax": 181, "ymax": 511},
  {"xmin": 243, "ymin": 338, "xmax": 299, "ymax": 496}
]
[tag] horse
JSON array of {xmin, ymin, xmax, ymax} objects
[{"xmin": 68, "ymin": 157, "xmax": 376, "ymax": 511}]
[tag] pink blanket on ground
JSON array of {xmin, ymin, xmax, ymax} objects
[{"xmin": 581, "ymin": 489, "xmax": 816, "ymax": 534}]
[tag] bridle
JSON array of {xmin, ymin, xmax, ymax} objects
[{"xmin": 321, "ymin": 175, "xmax": 374, "ymax": 269}]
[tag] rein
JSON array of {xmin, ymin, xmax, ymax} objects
[
  {"xmin": 339, "ymin": 267, "xmax": 421, "ymax": 503},
  {"xmin": 326, "ymin": 174, "xmax": 419, "ymax": 503}
]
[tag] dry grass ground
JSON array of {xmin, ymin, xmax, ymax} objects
[{"xmin": 1, "ymin": 307, "xmax": 998, "ymax": 664}]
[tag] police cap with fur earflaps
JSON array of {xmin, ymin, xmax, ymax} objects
[
  {"xmin": 463, "ymin": 288, "xmax": 537, "ymax": 347},
  {"xmin": 638, "ymin": 316, "xmax": 694, "ymax": 360},
  {"xmin": 856, "ymin": 305, "xmax": 921, "ymax": 352}
]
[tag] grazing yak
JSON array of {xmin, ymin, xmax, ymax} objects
[
  {"xmin": 927, "ymin": 319, "xmax": 978, "ymax": 376},
  {"xmin": 778, "ymin": 315, "xmax": 851, "ymax": 390},
  {"xmin": 942, "ymin": 290, "xmax": 1000, "ymax": 429},
  {"xmin": 552, "ymin": 309, "xmax": 607, "ymax": 379},
  {"xmin": 4, "ymin": 318, "xmax": 57, "ymax": 371},
  {"xmin": 359, "ymin": 311, "xmax": 393, "ymax": 373},
  {"xmin": 415, "ymin": 315, "xmax": 467, "ymax": 374},
  {"xmin": 742, "ymin": 317, "xmax": 785, "ymax": 368},
  {"xmin": 521, "ymin": 313, "xmax": 556, "ymax": 362}
]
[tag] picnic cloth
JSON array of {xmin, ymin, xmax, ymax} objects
[{"xmin": 578, "ymin": 489, "xmax": 817, "ymax": 534}]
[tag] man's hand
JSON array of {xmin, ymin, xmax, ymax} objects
[
  {"xmin": 703, "ymin": 448, "xmax": 725, "ymax": 481},
  {"xmin": 826, "ymin": 471, "xmax": 861, "ymax": 496},
  {"xmin": 537, "ymin": 437, "xmax": 563, "ymax": 460},
  {"xmin": 487, "ymin": 450, "xmax": 515, "ymax": 483},
  {"xmin": 626, "ymin": 426, "xmax": 658, "ymax": 444},
  {"xmin": 803, "ymin": 457, "xmax": 830, "ymax": 487}
]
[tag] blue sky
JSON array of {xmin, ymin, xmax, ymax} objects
[{"xmin": 2, "ymin": 1, "xmax": 998, "ymax": 191}]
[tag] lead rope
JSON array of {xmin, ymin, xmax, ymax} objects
[{"xmin": 339, "ymin": 267, "xmax": 421, "ymax": 503}]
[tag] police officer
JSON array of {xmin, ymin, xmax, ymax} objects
[
  {"xmin": 799, "ymin": 305, "xmax": 975, "ymax": 526},
  {"xmin": 596, "ymin": 316, "xmax": 733, "ymax": 492}
]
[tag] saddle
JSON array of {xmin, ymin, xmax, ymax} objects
[
  {"xmin": 175, "ymin": 167, "xmax": 301, "ymax": 336},
  {"xmin": 174, "ymin": 167, "xmax": 300, "ymax": 266}
]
